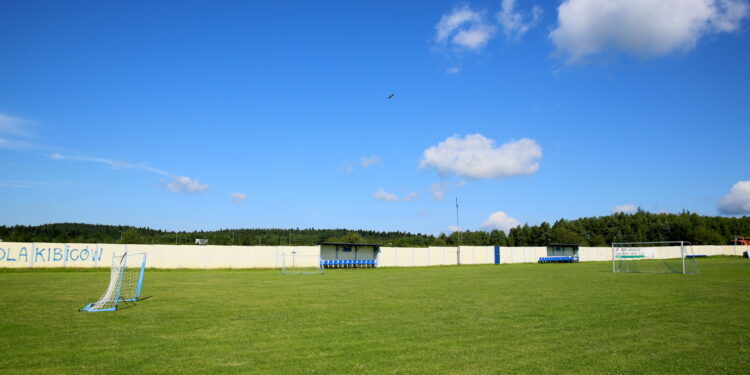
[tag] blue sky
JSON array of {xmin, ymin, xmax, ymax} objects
[{"xmin": 1, "ymin": 0, "xmax": 749, "ymax": 234}]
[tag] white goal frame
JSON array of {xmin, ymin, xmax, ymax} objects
[
  {"xmin": 281, "ymin": 251, "xmax": 324, "ymax": 275},
  {"xmin": 81, "ymin": 252, "xmax": 147, "ymax": 312},
  {"xmin": 612, "ymin": 241, "xmax": 699, "ymax": 274}
]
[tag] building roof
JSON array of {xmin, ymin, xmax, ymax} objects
[
  {"xmin": 320, "ymin": 242, "xmax": 381, "ymax": 247},
  {"xmin": 548, "ymin": 243, "xmax": 581, "ymax": 247}
]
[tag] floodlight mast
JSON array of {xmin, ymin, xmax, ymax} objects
[{"xmin": 456, "ymin": 196, "xmax": 461, "ymax": 266}]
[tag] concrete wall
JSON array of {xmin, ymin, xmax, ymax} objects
[{"xmin": 0, "ymin": 242, "xmax": 743, "ymax": 269}]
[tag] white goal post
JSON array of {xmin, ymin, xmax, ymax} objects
[
  {"xmin": 81, "ymin": 252, "xmax": 147, "ymax": 312},
  {"xmin": 280, "ymin": 250, "xmax": 323, "ymax": 275},
  {"xmin": 612, "ymin": 241, "xmax": 699, "ymax": 274}
]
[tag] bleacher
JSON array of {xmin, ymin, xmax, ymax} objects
[
  {"xmin": 321, "ymin": 259, "xmax": 376, "ymax": 268},
  {"xmin": 538, "ymin": 256, "xmax": 579, "ymax": 263},
  {"xmin": 686, "ymin": 255, "xmax": 707, "ymax": 258}
]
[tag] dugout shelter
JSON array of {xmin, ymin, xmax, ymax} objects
[{"xmin": 320, "ymin": 242, "xmax": 380, "ymax": 268}]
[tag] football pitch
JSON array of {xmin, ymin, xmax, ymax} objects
[{"xmin": 1, "ymin": 257, "xmax": 748, "ymax": 374}]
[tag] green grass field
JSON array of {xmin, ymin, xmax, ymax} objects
[{"xmin": 1, "ymin": 257, "xmax": 749, "ymax": 374}]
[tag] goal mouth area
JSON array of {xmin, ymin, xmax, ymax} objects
[
  {"xmin": 80, "ymin": 251, "xmax": 148, "ymax": 312},
  {"xmin": 612, "ymin": 241, "xmax": 700, "ymax": 274},
  {"xmin": 280, "ymin": 252, "xmax": 324, "ymax": 275}
]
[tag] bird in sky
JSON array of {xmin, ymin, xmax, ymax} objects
[{"xmin": 387, "ymin": 93, "xmax": 394, "ymax": 99}]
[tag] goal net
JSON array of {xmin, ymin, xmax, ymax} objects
[
  {"xmin": 81, "ymin": 252, "xmax": 147, "ymax": 312},
  {"xmin": 612, "ymin": 241, "xmax": 699, "ymax": 274},
  {"xmin": 281, "ymin": 252, "xmax": 323, "ymax": 275}
]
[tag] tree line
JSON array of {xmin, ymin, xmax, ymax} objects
[{"xmin": 0, "ymin": 210, "xmax": 748, "ymax": 247}]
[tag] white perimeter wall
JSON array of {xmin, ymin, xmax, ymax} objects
[
  {"xmin": 0, "ymin": 242, "xmax": 745, "ymax": 269},
  {"xmin": 0, "ymin": 242, "xmax": 318, "ymax": 269}
]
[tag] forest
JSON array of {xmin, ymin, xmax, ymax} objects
[{"xmin": 0, "ymin": 210, "xmax": 748, "ymax": 247}]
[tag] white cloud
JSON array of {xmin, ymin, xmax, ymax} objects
[
  {"xmin": 50, "ymin": 152, "xmax": 172, "ymax": 176},
  {"xmin": 481, "ymin": 211, "xmax": 523, "ymax": 233},
  {"xmin": 550, "ymin": 0, "xmax": 750, "ymax": 63},
  {"xmin": 447, "ymin": 67, "xmax": 461, "ymax": 74},
  {"xmin": 718, "ymin": 180, "xmax": 750, "ymax": 215},
  {"xmin": 360, "ymin": 155, "xmax": 382, "ymax": 167},
  {"xmin": 0, "ymin": 113, "xmax": 36, "ymax": 149},
  {"xmin": 429, "ymin": 181, "xmax": 466, "ymax": 201},
  {"xmin": 167, "ymin": 176, "xmax": 209, "ymax": 194},
  {"xmin": 373, "ymin": 188, "xmax": 418, "ymax": 202},
  {"xmin": 448, "ymin": 225, "xmax": 461, "ymax": 233},
  {"xmin": 0, "ymin": 136, "xmax": 33, "ymax": 149},
  {"xmin": 498, "ymin": 0, "xmax": 543, "ymax": 41},
  {"xmin": 612, "ymin": 203, "xmax": 638, "ymax": 214},
  {"xmin": 230, "ymin": 192, "xmax": 247, "ymax": 204},
  {"xmin": 435, "ymin": 5, "xmax": 496, "ymax": 51},
  {"xmin": 50, "ymin": 152, "xmax": 208, "ymax": 194},
  {"xmin": 452, "ymin": 24, "xmax": 496, "ymax": 49},
  {"xmin": 420, "ymin": 134, "xmax": 542, "ymax": 179},
  {"xmin": 0, "ymin": 113, "xmax": 32, "ymax": 137},
  {"xmin": 430, "ymin": 182, "xmax": 447, "ymax": 201},
  {"xmin": 403, "ymin": 192, "xmax": 420, "ymax": 202},
  {"xmin": 373, "ymin": 188, "xmax": 400, "ymax": 202}
]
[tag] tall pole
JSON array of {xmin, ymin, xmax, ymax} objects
[{"xmin": 456, "ymin": 196, "xmax": 461, "ymax": 265}]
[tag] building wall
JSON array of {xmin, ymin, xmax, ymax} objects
[{"xmin": 0, "ymin": 242, "xmax": 743, "ymax": 269}]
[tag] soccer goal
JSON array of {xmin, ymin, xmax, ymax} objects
[
  {"xmin": 612, "ymin": 241, "xmax": 699, "ymax": 274},
  {"xmin": 281, "ymin": 250, "xmax": 323, "ymax": 275},
  {"xmin": 81, "ymin": 252, "xmax": 147, "ymax": 312}
]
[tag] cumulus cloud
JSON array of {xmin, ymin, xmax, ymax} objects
[
  {"xmin": 448, "ymin": 225, "xmax": 461, "ymax": 233},
  {"xmin": 430, "ymin": 182, "xmax": 447, "ymax": 201},
  {"xmin": 429, "ymin": 181, "xmax": 466, "ymax": 201},
  {"xmin": 435, "ymin": 5, "xmax": 496, "ymax": 50},
  {"xmin": 360, "ymin": 155, "xmax": 382, "ymax": 167},
  {"xmin": 420, "ymin": 134, "xmax": 542, "ymax": 179},
  {"xmin": 612, "ymin": 203, "xmax": 638, "ymax": 214},
  {"xmin": 403, "ymin": 192, "xmax": 420, "ymax": 202},
  {"xmin": 718, "ymin": 180, "xmax": 750, "ymax": 215},
  {"xmin": 373, "ymin": 188, "xmax": 418, "ymax": 202},
  {"xmin": 447, "ymin": 66, "xmax": 461, "ymax": 74},
  {"xmin": 498, "ymin": 0, "xmax": 543, "ymax": 41},
  {"xmin": 51, "ymin": 152, "xmax": 208, "ymax": 194},
  {"xmin": 550, "ymin": 0, "xmax": 750, "ymax": 63},
  {"xmin": 481, "ymin": 211, "xmax": 523, "ymax": 233},
  {"xmin": 230, "ymin": 192, "xmax": 247, "ymax": 204},
  {"xmin": 167, "ymin": 176, "xmax": 209, "ymax": 194},
  {"xmin": 373, "ymin": 188, "xmax": 400, "ymax": 202}
]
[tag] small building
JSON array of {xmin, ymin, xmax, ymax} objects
[
  {"xmin": 320, "ymin": 242, "xmax": 381, "ymax": 262},
  {"xmin": 546, "ymin": 244, "xmax": 580, "ymax": 257},
  {"xmin": 195, "ymin": 239, "xmax": 208, "ymax": 245}
]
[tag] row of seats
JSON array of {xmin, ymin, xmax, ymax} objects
[
  {"xmin": 538, "ymin": 256, "xmax": 579, "ymax": 263},
  {"xmin": 321, "ymin": 259, "xmax": 376, "ymax": 268}
]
